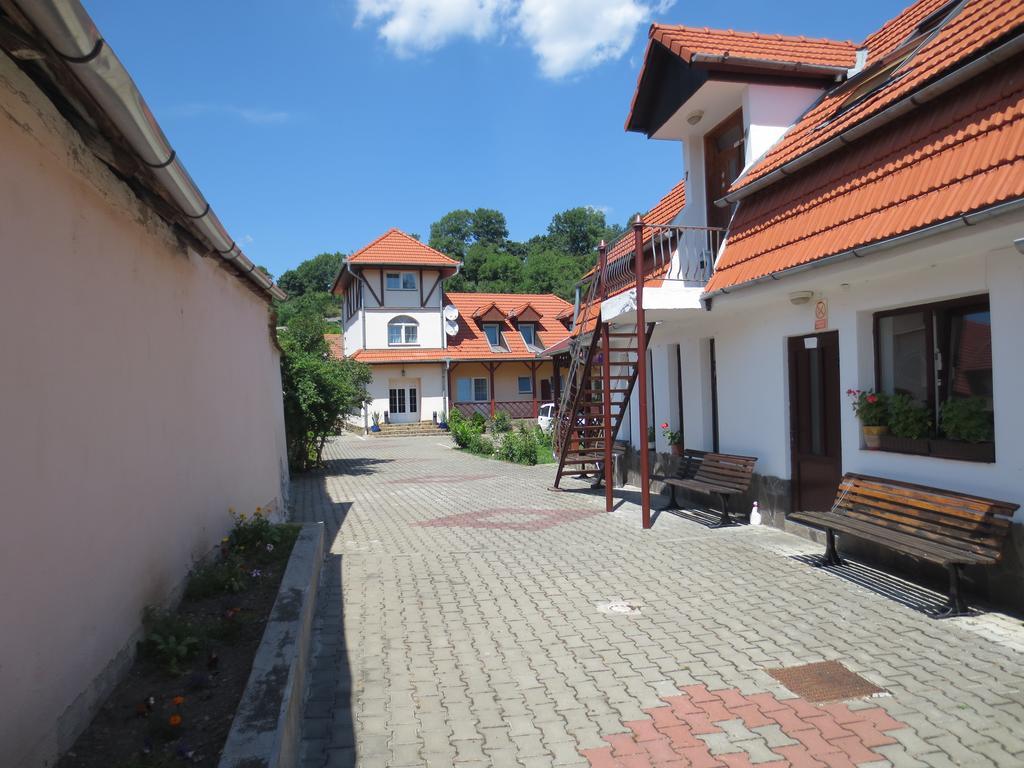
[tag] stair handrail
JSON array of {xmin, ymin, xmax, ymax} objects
[{"xmin": 553, "ymin": 241, "xmax": 610, "ymax": 460}]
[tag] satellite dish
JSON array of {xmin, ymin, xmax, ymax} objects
[
  {"xmin": 443, "ymin": 304, "xmax": 459, "ymax": 321},
  {"xmin": 444, "ymin": 319, "xmax": 459, "ymax": 337}
]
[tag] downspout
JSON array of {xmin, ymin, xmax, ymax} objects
[
  {"xmin": 17, "ymin": 0, "xmax": 286, "ymax": 300},
  {"xmin": 719, "ymin": 30, "xmax": 1024, "ymax": 207},
  {"xmin": 702, "ymin": 196, "xmax": 1024, "ymax": 302}
]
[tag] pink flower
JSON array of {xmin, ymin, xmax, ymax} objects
[
  {"xmin": 867, "ymin": 394, "xmax": 878, "ymax": 404},
  {"xmin": 660, "ymin": 422, "xmax": 669, "ymax": 429}
]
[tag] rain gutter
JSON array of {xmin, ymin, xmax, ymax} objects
[
  {"xmin": 15, "ymin": 0, "xmax": 286, "ymax": 300},
  {"xmin": 703, "ymin": 196, "xmax": 1024, "ymax": 302},
  {"xmin": 717, "ymin": 29, "xmax": 1024, "ymax": 207},
  {"xmin": 691, "ymin": 52, "xmax": 849, "ymax": 78}
]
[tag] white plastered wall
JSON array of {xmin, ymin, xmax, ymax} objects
[
  {"xmin": 640, "ymin": 213, "xmax": 1024, "ymax": 516},
  {"xmin": 362, "ymin": 363, "xmax": 446, "ymax": 425}
]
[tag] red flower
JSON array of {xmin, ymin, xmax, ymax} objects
[
  {"xmin": 867, "ymin": 394, "xmax": 878, "ymax": 404},
  {"xmin": 660, "ymin": 422, "xmax": 669, "ymax": 429}
]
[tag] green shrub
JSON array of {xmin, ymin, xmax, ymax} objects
[
  {"xmin": 141, "ymin": 608, "xmax": 200, "ymax": 675},
  {"xmin": 491, "ymin": 411, "xmax": 512, "ymax": 433},
  {"xmin": 469, "ymin": 433, "xmax": 494, "ymax": 455},
  {"xmin": 185, "ymin": 556, "xmax": 245, "ymax": 600},
  {"xmin": 534, "ymin": 425, "xmax": 552, "ymax": 449},
  {"xmin": 887, "ymin": 393, "xmax": 932, "ymax": 439},
  {"xmin": 450, "ymin": 417, "xmax": 478, "ymax": 448},
  {"xmin": 940, "ymin": 397, "xmax": 994, "ymax": 443},
  {"xmin": 497, "ymin": 426, "xmax": 539, "ymax": 465},
  {"xmin": 470, "ymin": 412, "xmax": 487, "ymax": 432}
]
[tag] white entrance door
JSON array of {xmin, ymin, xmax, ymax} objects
[{"xmin": 388, "ymin": 379, "xmax": 420, "ymax": 424}]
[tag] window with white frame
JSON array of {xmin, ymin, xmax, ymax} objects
[
  {"xmin": 518, "ymin": 376, "xmax": 533, "ymax": 394},
  {"xmin": 456, "ymin": 377, "xmax": 489, "ymax": 402},
  {"xmin": 386, "ymin": 272, "xmax": 417, "ymax": 291},
  {"xmin": 387, "ymin": 315, "xmax": 419, "ymax": 345},
  {"xmin": 484, "ymin": 323, "xmax": 501, "ymax": 347},
  {"xmin": 519, "ymin": 323, "xmax": 537, "ymax": 347}
]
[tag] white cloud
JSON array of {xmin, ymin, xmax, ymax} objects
[
  {"xmin": 516, "ymin": 0, "xmax": 649, "ymax": 78},
  {"xmin": 355, "ymin": 0, "xmax": 513, "ymax": 55},
  {"xmin": 353, "ymin": 0, "xmax": 672, "ymax": 77}
]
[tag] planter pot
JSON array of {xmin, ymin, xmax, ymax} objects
[
  {"xmin": 862, "ymin": 425, "xmax": 888, "ymax": 450},
  {"xmin": 370, "ymin": 425, "xmax": 381, "ymax": 432},
  {"xmin": 929, "ymin": 439, "xmax": 995, "ymax": 463},
  {"xmin": 878, "ymin": 434, "xmax": 929, "ymax": 455},
  {"xmin": 671, "ymin": 444, "xmax": 683, "ymax": 456}
]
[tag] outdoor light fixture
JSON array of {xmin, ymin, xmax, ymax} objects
[
  {"xmin": 789, "ymin": 290, "xmax": 814, "ymax": 305},
  {"xmin": 687, "ymin": 110, "xmax": 704, "ymax": 126}
]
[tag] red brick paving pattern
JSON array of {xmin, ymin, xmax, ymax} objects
[
  {"xmin": 415, "ymin": 507, "xmax": 603, "ymax": 530},
  {"xmin": 581, "ymin": 684, "xmax": 907, "ymax": 767}
]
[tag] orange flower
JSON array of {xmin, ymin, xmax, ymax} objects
[
  {"xmin": 172, "ymin": 696, "xmax": 185, "ymax": 706},
  {"xmin": 168, "ymin": 714, "xmax": 182, "ymax": 727}
]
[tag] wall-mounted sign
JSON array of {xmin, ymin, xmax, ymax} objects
[{"xmin": 814, "ymin": 298, "xmax": 828, "ymax": 331}]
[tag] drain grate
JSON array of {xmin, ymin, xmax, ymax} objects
[
  {"xmin": 767, "ymin": 660, "xmax": 885, "ymax": 703},
  {"xmin": 596, "ymin": 600, "xmax": 642, "ymax": 616}
]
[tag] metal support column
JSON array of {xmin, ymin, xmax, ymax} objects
[{"xmin": 596, "ymin": 241, "xmax": 613, "ymax": 512}]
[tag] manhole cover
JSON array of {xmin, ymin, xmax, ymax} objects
[
  {"xmin": 767, "ymin": 660, "xmax": 885, "ymax": 703},
  {"xmin": 597, "ymin": 600, "xmax": 642, "ymax": 615}
]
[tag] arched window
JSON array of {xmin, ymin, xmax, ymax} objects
[{"xmin": 388, "ymin": 316, "xmax": 418, "ymax": 346}]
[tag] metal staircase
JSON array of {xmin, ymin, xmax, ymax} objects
[{"xmin": 552, "ymin": 221, "xmax": 656, "ymax": 525}]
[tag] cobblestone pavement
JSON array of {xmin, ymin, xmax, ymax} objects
[{"xmin": 293, "ymin": 434, "xmax": 1024, "ymax": 768}]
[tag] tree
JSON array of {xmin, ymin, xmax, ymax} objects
[
  {"xmin": 523, "ymin": 247, "xmax": 578, "ymax": 299},
  {"xmin": 275, "ymin": 291, "xmax": 340, "ymax": 329},
  {"xmin": 429, "ymin": 208, "xmax": 509, "ymax": 262},
  {"xmin": 277, "ymin": 252, "xmax": 344, "ymax": 298},
  {"xmin": 278, "ymin": 306, "xmax": 371, "ymax": 471},
  {"xmin": 547, "ymin": 207, "xmax": 623, "ymax": 269}
]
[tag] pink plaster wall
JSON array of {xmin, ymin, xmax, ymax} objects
[{"xmin": 0, "ymin": 54, "xmax": 289, "ymax": 766}]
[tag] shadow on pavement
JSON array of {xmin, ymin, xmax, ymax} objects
[
  {"xmin": 292, "ymin": 476, "xmax": 357, "ymax": 767},
  {"xmin": 317, "ymin": 456, "xmax": 393, "ymax": 477},
  {"xmin": 788, "ymin": 553, "xmax": 970, "ymax": 618}
]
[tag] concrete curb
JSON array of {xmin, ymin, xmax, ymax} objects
[{"xmin": 219, "ymin": 522, "xmax": 325, "ymax": 768}]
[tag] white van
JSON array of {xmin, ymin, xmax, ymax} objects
[{"xmin": 537, "ymin": 402, "xmax": 555, "ymax": 432}]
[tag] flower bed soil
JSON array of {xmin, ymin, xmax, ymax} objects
[{"xmin": 57, "ymin": 521, "xmax": 300, "ymax": 768}]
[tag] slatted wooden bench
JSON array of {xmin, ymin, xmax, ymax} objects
[
  {"xmin": 791, "ymin": 473, "xmax": 1018, "ymax": 617},
  {"xmin": 660, "ymin": 450, "xmax": 758, "ymax": 527}
]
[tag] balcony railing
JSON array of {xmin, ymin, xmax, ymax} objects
[
  {"xmin": 453, "ymin": 400, "xmax": 540, "ymax": 419},
  {"xmin": 602, "ymin": 224, "xmax": 724, "ymax": 297}
]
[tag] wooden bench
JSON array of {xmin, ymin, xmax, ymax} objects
[
  {"xmin": 791, "ymin": 473, "xmax": 1018, "ymax": 617},
  {"xmin": 660, "ymin": 450, "xmax": 758, "ymax": 527}
]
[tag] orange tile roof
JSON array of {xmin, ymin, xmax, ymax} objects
[
  {"xmin": 346, "ymin": 228, "xmax": 460, "ymax": 267},
  {"xmin": 342, "ymin": 292, "xmax": 573, "ymax": 363},
  {"xmin": 325, "ymin": 333, "xmax": 344, "ymax": 360},
  {"xmin": 584, "ymin": 180, "xmax": 686, "ymax": 279},
  {"xmin": 706, "ymin": 51, "xmax": 1024, "ymax": 292},
  {"xmin": 649, "ymin": 25, "xmax": 857, "ymax": 69},
  {"xmin": 728, "ymin": 0, "xmax": 1024, "ymax": 195}
]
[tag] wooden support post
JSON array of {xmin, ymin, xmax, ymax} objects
[
  {"xmin": 553, "ymin": 356, "xmax": 562, "ymax": 404},
  {"xmin": 595, "ymin": 240, "xmax": 613, "ymax": 512},
  {"xmin": 529, "ymin": 362, "xmax": 539, "ymax": 417},
  {"xmin": 634, "ymin": 218, "xmax": 652, "ymax": 529},
  {"xmin": 488, "ymin": 362, "xmax": 497, "ymax": 418}
]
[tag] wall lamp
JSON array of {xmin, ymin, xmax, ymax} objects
[{"xmin": 789, "ymin": 290, "xmax": 814, "ymax": 305}]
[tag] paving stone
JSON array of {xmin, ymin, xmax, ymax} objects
[{"xmin": 294, "ymin": 434, "xmax": 1024, "ymax": 768}]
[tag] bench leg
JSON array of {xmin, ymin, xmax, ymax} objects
[
  {"xmin": 819, "ymin": 529, "xmax": 843, "ymax": 567},
  {"xmin": 662, "ymin": 484, "xmax": 679, "ymax": 510},
  {"xmin": 937, "ymin": 564, "xmax": 969, "ymax": 618},
  {"xmin": 709, "ymin": 493, "xmax": 733, "ymax": 528}
]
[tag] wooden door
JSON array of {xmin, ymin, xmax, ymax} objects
[
  {"xmin": 704, "ymin": 110, "xmax": 745, "ymax": 230},
  {"xmin": 788, "ymin": 332, "xmax": 842, "ymax": 512},
  {"xmin": 540, "ymin": 378, "xmax": 552, "ymax": 402}
]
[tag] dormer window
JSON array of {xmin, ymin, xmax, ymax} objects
[
  {"xmin": 484, "ymin": 323, "xmax": 501, "ymax": 347},
  {"xmin": 388, "ymin": 316, "xmax": 419, "ymax": 345},
  {"xmin": 520, "ymin": 323, "xmax": 537, "ymax": 347},
  {"xmin": 386, "ymin": 272, "xmax": 417, "ymax": 291}
]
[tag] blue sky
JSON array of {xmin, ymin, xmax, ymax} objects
[{"xmin": 85, "ymin": 0, "xmax": 902, "ymax": 279}]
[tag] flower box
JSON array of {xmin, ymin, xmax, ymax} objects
[
  {"xmin": 878, "ymin": 435, "xmax": 929, "ymax": 455},
  {"xmin": 929, "ymin": 439, "xmax": 995, "ymax": 463}
]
